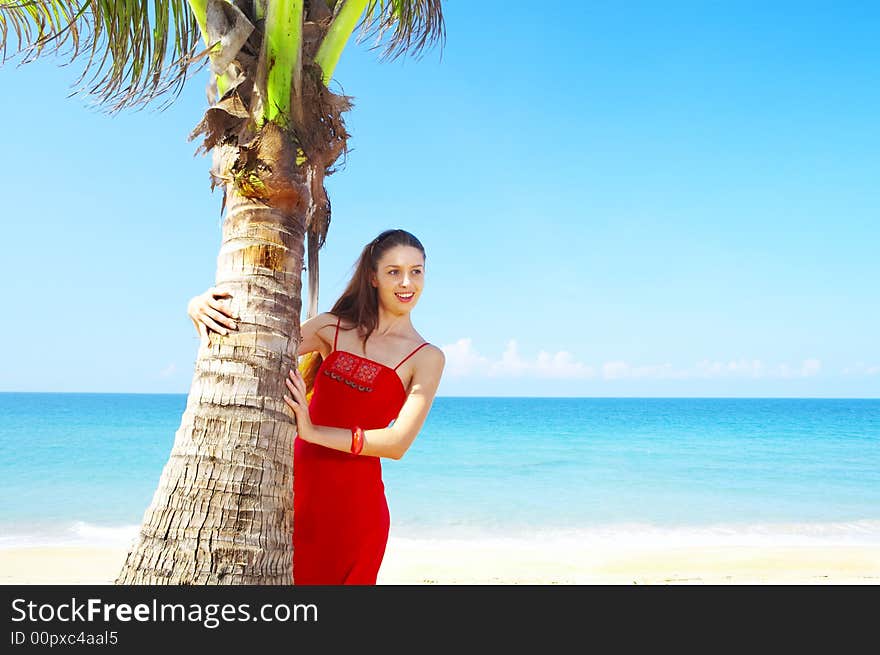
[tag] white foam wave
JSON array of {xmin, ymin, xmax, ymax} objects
[
  {"xmin": 3, "ymin": 518, "xmax": 878, "ymax": 551},
  {"xmin": 69, "ymin": 521, "xmax": 140, "ymax": 546},
  {"xmin": 0, "ymin": 521, "xmax": 140, "ymax": 549},
  {"xmin": 390, "ymin": 518, "xmax": 880, "ymax": 549}
]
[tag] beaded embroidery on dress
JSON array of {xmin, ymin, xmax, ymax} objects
[{"xmin": 323, "ymin": 352, "xmax": 381, "ymax": 393}]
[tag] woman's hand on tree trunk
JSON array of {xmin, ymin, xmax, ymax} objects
[
  {"xmin": 187, "ymin": 287, "xmax": 239, "ymax": 346},
  {"xmin": 284, "ymin": 368, "xmax": 314, "ymax": 440}
]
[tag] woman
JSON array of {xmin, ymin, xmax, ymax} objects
[{"xmin": 187, "ymin": 228, "xmax": 446, "ymax": 585}]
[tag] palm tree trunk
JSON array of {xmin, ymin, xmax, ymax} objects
[{"xmin": 116, "ymin": 133, "xmax": 309, "ymax": 584}]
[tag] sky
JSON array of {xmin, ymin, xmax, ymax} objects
[{"xmin": 0, "ymin": 1, "xmax": 877, "ymax": 398}]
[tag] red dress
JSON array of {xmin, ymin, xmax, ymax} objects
[{"xmin": 293, "ymin": 316, "xmax": 429, "ymax": 584}]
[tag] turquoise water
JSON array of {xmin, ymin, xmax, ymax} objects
[{"xmin": 1, "ymin": 393, "xmax": 879, "ymax": 547}]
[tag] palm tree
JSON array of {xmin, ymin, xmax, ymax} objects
[{"xmin": 0, "ymin": 0, "xmax": 444, "ymax": 584}]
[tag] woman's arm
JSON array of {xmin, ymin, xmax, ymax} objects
[
  {"xmin": 297, "ymin": 312, "xmax": 337, "ymax": 357},
  {"xmin": 187, "ymin": 288, "xmax": 335, "ymax": 356},
  {"xmin": 284, "ymin": 345, "xmax": 446, "ymax": 460}
]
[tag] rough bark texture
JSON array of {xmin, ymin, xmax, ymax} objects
[
  {"xmin": 115, "ymin": 1, "xmax": 353, "ymax": 585},
  {"xmin": 115, "ymin": 130, "xmax": 310, "ymax": 584}
]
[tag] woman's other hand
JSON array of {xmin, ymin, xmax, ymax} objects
[
  {"xmin": 187, "ymin": 287, "xmax": 239, "ymax": 346},
  {"xmin": 284, "ymin": 368, "xmax": 315, "ymax": 441}
]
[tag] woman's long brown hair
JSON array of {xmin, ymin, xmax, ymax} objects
[{"xmin": 298, "ymin": 229, "xmax": 426, "ymax": 401}]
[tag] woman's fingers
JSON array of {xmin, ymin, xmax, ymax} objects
[
  {"xmin": 285, "ymin": 376, "xmax": 304, "ymax": 399},
  {"xmin": 283, "ymin": 394, "xmax": 300, "ymax": 412},
  {"xmin": 204, "ymin": 306, "xmax": 237, "ymax": 330},
  {"xmin": 284, "ymin": 375, "xmax": 310, "ymax": 437},
  {"xmin": 287, "ymin": 369, "xmax": 306, "ymax": 394},
  {"xmin": 197, "ymin": 321, "xmax": 210, "ymax": 346},
  {"xmin": 284, "ymin": 381, "xmax": 306, "ymax": 427},
  {"xmin": 189, "ymin": 289, "xmax": 238, "ymax": 340},
  {"xmin": 283, "ymin": 395, "xmax": 303, "ymax": 433},
  {"xmin": 207, "ymin": 297, "xmax": 239, "ymax": 320},
  {"xmin": 284, "ymin": 378, "xmax": 301, "ymax": 401},
  {"xmin": 200, "ymin": 314, "xmax": 229, "ymax": 335}
]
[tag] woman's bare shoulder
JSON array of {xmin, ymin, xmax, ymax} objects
[
  {"xmin": 303, "ymin": 312, "xmax": 340, "ymax": 332},
  {"xmin": 300, "ymin": 312, "xmax": 342, "ymax": 354},
  {"xmin": 414, "ymin": 343, "xmax": 446, "ymax": 370}
]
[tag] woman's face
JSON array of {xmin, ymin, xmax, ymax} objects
[{"xmin": 372, "ymin": 245, "xmax": 426, "ymax": 312}]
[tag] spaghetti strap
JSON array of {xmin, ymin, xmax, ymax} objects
[
  {"xmin": 393, "ymin": 342, "xmax": 430, "ymax": 371},
  {"xmin": 332, "ymin": 316, "xmax": 341, "ymax": 351}
]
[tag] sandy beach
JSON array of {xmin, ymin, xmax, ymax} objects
[{"xmin": 2, "ymin": 537, "xmax": 878, "ymax": 585}]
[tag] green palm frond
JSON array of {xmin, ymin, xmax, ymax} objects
[
  {"xmin": 0, "ymin": 1, "xmax": 203, "ymax": 111},
  {"xmin": 358, "ymin": 0, "xmax": 444, "ymax": 61}
]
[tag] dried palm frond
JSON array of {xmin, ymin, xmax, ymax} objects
[{"xmin": 0, "ymin": 1, "xmax": 204, "ymax": 111}]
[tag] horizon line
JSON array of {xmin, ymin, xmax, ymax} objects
[{"xmin": 1, "ymin": 391, "xmax": 878, "ymax": 401}]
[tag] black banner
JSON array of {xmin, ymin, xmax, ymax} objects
[{"xmin": 1, "ymin": 584, "xmax": 875, "ymax": 650}]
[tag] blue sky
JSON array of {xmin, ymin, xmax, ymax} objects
[{"xmin": 1, "ymin": 1, "xmax": 877, "ymax": 397}]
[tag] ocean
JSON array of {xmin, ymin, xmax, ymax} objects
[{"xmin": 1, "ymin": 393, "xmax": 879, "ymax": 550}]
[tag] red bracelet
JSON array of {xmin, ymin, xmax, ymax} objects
[{"xmin": 350, "ymin": 426, "xmax": 365, "ymax": 455}]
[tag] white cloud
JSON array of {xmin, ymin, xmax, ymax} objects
[
  {"xmin": 689, "ymin": 358, "xmax": 821, "ymax": 380},
  {"xmin": 693, "ymin": 359, "xmax": 764, "ymax": 378},
  {"xmin": 442, "ymin": 338, "xmax": 594, "ymax": 380},
  {"xmin": 602, "ymin": 361, "xmax": 629, "ymax": 380},
  {"xmin": 842, "ymin": 363, "xmax": 880, "ymax": 377},
  {"xmin": 441, "ymin": 338, "xmax": 490, "ymax": 377},
  {"xmin": 159, "ymin": 363, "xmax": 177, "ymax": 378},
  {"xmin": 800, "ymin": 359, "xmax": 822, "ymax": 377},
  {"xmin": 603, "ymin": 361, "xmax": 688, "ymax": 380},
  {"xmin": 535, "ymin": 350, "xmax": 596, "ymax": 379},
  {"xmin": 489, "ymin": 340, "xmax": 531, "ymax": 378},
  {"xmin": 440, "ymin": 338, "xmax": 825, "ymax": 383}
]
